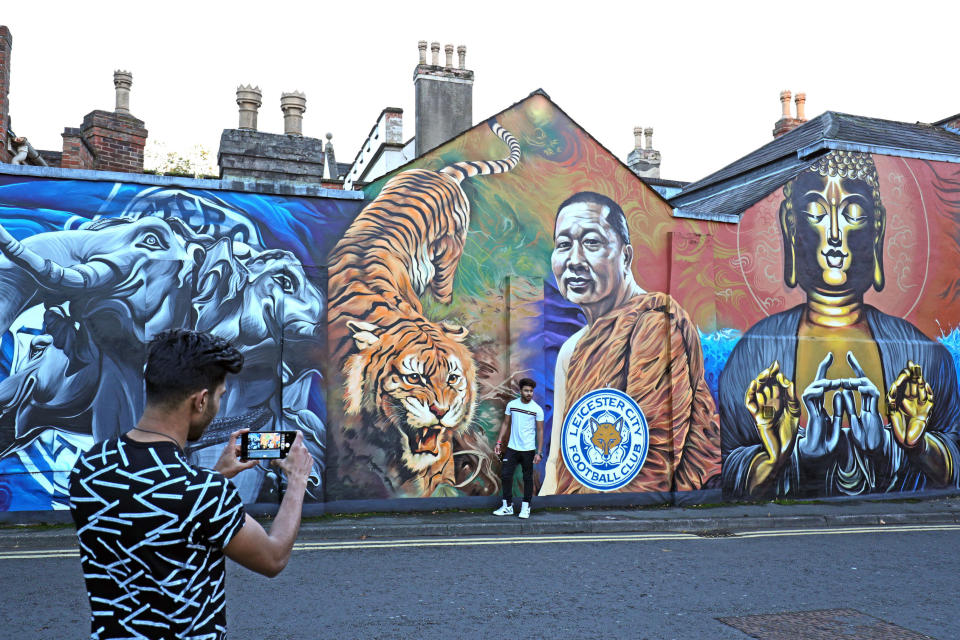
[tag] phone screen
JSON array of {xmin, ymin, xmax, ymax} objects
[{"xmin": 241, "ymin": 431, "xmax": 295, "ymax": 460}]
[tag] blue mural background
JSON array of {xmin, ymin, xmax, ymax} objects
[{"xmin": 0, "ymin": 175, "xmax": 363, "ymax": 510}]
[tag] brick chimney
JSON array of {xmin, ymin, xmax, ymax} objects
[
  {"xmin": 0, "ymin": 26, "xmax": 12, "ymax": 163},
  {"xmin": 414, "ymin": 40, "xmax": 473, "ymax": 157},
  {"xmin": 772, "ymin": 90, "xmax": 807, "ymax": 138},
  {"xmin": 62, "ymin": 70, "xmax": 148, "ymax": 172},
  {"xmin": 219, "ymin": 86, "xmax": 325, "ymax": 184}
]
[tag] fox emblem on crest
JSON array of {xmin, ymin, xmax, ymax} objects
[{"xmin": 584, "ymin": 416, "xmax": 627, "ymax": 466}]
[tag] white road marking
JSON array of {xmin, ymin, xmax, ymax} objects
[{"xmin": 2, "ymin": 523, "xmax": 958, "ymax": 559}]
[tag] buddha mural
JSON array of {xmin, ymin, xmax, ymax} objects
[{"xmin": 719, "ymin": 150, "xmax": 960, "ymax": 498}]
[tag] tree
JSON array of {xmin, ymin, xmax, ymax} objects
[{"xmin": 144, "ymin": 140, "xmax": 217, "ymax": 178}]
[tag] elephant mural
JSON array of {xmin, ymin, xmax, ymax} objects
[
  {"xmin": 0, "ymin": 213, "xmax": 328, "ymax": 505},
  {"xmin": 0, "ymin": 178, "xmax": 355, "ymax": 511},
  {"xmin": 0, "ymin": 307, "xmax": 99, "ymax": 455},
  {"xmin": 188, "ymin": 239, "xmax": 326, "ymax": 501},
  {"xmin": 0, "ymin": 216, "xmax": 208, "ymax": 448}
]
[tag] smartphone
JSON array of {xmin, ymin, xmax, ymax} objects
[{"xmin": 240, "ymin": 431, "xmax": 296, "ymax": 461}]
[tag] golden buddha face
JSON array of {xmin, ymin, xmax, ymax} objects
[{"xmin": 780, "ymin": 152, "xmax": 885, "ymax": 295}]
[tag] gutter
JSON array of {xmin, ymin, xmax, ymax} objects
[{"xmin": 672, "ymin": 208, "xmax": 740, "ymax": 223}]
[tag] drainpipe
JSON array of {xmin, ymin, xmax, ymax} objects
[{"xmin": 11, "ymin": 136, "xmax": 47, "ymax": 166}]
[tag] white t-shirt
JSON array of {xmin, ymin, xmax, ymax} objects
[{"xmin": 505, "ymin": 397, "xmax": 544, "ymax": 452}]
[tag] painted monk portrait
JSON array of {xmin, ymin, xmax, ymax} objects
[
  {"xmin": 719, "ymin": 151, "xmax": 960, "ymax": 498},
  {"xmin": 539, "ymin": 191, "xmax": 721, "ymax": 495}
]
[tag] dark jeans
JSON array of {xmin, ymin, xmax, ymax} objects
[{"xmin": 501, "ymin": 448, "xmax": 534, "ymax": 503}]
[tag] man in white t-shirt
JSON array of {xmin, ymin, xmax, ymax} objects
[{"xmin": 493, "ymin": 378, "xmax": 545, "ymax": 518}]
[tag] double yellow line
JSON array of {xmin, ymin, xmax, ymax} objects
[{"xmin": 2, "ymin": 523, "xmax": 958, "ymax": 559}]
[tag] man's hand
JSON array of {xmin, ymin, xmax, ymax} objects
[
  {"xmin": 214, "ymin": 429, "xmax": 259, "ymax": 479},
  {"xmin": 224, "ymin": 431, "xmax": 313, "ymax": 580},
  {"xmin": 273, "ymin": 431, "xmax": 314, "ymax": 486},
  {"xmin": 494, "ymin": 442, "xmax": 502, "ymax": 457},
  {"xmin": 746, "ymin": 360, "xmax": 801, "ymax": 493},
  {"xmin": 533, "ymin": 452, "xmax": 542, "ymax": 465},
  {"xmin": 798, "ymin": 353, "xmax": 842, "ymax": 462},
  {"xmin": 887, "ymin": 361, "xmax": 934, "ymax": 450}
]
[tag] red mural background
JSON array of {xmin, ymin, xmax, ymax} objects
[{"xmin": 713, "ymin": 155, "xmax": 960, "ymax": 339}]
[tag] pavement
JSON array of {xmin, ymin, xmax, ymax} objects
[{"xmin": 5, "ymin": 493, "xmax": 960, "ymax": 545}]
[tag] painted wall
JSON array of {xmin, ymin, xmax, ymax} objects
[
  {"xmin": 3, "ymin": 94, "xmax": 960, "ymax": 512},
  {"xmin": 715, "ymin": 152, "xmax": 960, "ymax": 499},
  {"xmin": 323, "ymin": 101, "xmax": 960, "ymax": 504},
  {"xmin": 0, "ymin": 176, "xmax": 362, "ymax": 510},
  {"xmin": 324, "ymin": 94, "xmax": 724, "ymax": 502}
]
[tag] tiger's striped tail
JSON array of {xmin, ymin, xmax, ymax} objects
[{"xmin": 440, "ymin": 120, "xmax": 521, "ymax": 183}]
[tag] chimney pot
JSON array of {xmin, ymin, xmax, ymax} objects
[
  {"xmin": 457, "ymin": 45, "xmax": 466, "ymax": 69},
  {"xmin": 795, "ymin": 92, "xmax": 807, "ymax": 121},
  {"xmin": 113, "ymin": 70, "xmax": 133, "ymax": 115},
  {"xmin": 644, "ymin": 127, "xmax": 654, "ymax": 151},
  {"xmin": 430, "ymin": 41, "xmax": 440, "ymax": 66},
  {"xmin": 633, "ymin": 126, "xmax": 643, "ymax": 150},
  {"xmin": 280, "ymin": 91, "xmax": 307, "ymax": 136},
  {"xmin": 444, "ymin": 44, "xmax": 454, "ymax": 68},
  {"xmin": 236, "ymin": 85, "xmax": 263, "ymax": 130},
  {"xmin": 418, "ymin": 40, "xmax": 427, "ymax": 64},
  {"xmin": 779, "ymin": 90, "xmax": 792, "ymax": 118}
]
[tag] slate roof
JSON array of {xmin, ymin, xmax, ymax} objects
[
  {"xmin": 670, "ymin": 111, "xmax": 960, "ymax": 221},
  {"xmin": 934, "ymin": 112, "xmax": 960, "ymax": 127}
]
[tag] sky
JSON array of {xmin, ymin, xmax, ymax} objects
[{"xmin": 2, "ymin": 0, "xmax": 958, "ymax": 183}]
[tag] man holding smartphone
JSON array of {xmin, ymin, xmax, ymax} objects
[{"xmin": 69, "ymin": 329, "xmax": 314, "ymax": 640}]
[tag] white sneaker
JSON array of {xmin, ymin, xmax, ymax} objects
[
  {"xmin": 518, "ymin": 503, "xmax": 531, "ymax": 519},
  {"xmin": 493, "ymin": 503, "xmax": 513, "ymax": 516}
]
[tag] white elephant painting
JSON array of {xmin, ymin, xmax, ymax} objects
[{"xmin": 0, "ymin": 184, "xmax": 332, "ymax": 510}]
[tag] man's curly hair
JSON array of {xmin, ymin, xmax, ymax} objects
[{"xmin": 145, "ymin": 329, "xmax": 243, "ymax": 406}]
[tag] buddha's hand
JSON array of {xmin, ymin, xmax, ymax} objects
[
  {"xmin": 887, "ymin": 361, "xmax": 933, "ymax": 450},
  {"xmin": 798, "ymin": 353, "xmax": 843, "ymax": 462},
  {"xmin": 842, "ymin": 352, "xmax": 885, "ymax": 454},
  {"xmin": 746, "ymin": 360, "xmax": 801, "ymax": 468}
]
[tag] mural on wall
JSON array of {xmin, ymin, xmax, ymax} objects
[
  {"xmin": 540, "ymin": 191, "xmax": 719, "ymax": 495},
  {"xmin": 325, "ymin": 95, "xmax": 724, "ymax": 500},
  {"xmin": 0, "ymin": 179, "xmax": 360, "ymax": 510},
  {"xmin": 325, "ymin": 121, "xmax": 519, "ymax": 500},
  {"xmin": 718, "ymin": 151, "xmax": 960, "ymax": 498},
  {"xmin": 11, "ymin": 95, "xmax": 959, "ymax": 510}
]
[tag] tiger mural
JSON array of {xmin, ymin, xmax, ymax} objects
[{"xmin": 326, "ymin": 120, "xmax": 521, "ymax": 499}]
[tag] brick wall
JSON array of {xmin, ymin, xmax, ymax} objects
[
  {"xmin": 79, "ymin": 110, "xmax": 147, "ymax": 173},
  {"xmin": 61, "ymin": 127, "xmax": 95, "ymax": 170},
  {"xmin": 0, "ymin": 26, "xmax": 12, "ymax": 163}
]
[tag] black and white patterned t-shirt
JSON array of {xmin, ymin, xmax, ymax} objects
[{"xmin": 69, "ymin": 435, "xmax": 247, "ymax": 640}]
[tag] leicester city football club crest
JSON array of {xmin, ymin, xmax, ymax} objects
[{"xmin": 560, "ymin": 388, "xmax": 649, "ymax": 491}]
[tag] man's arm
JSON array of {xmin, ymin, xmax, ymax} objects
[
  {"xmin": 224, "ymin": 431, "xmax": 313, "ymax": 578},
  {"xmin": 534, "ymin": 420, "xmax": 544, "ymax": 464}
]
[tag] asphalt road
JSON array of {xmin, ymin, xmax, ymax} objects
[{"xmin": 1, "ymin": 524, "xmax": 957, "ymax": 639}]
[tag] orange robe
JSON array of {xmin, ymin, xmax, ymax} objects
[{"xmin": 554, "ymin": 292, "xmax": 720, "ymax": 494}]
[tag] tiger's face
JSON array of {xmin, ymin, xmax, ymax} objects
[{"xmin": 344, "ymin": 317, "xmax": 476, "ymax": 471}]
